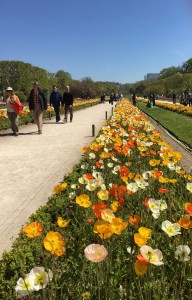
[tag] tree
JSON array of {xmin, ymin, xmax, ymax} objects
[
  {"xmin": 181, "ymin": 58, "xmax": 192, "ymax": 73},
  {"xmin": 159, "ymin": 66, "xmax": 180, "ymax": 79},
  {"xmin": 55, "ymin": 70, "xmax": 72, "ymax": 93},
  {"xmin": 0, "ymin": 61, "xmax": 20, "ymax": 100}
]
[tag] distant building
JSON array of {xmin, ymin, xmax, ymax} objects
[{"xmin": 144, "ymin": 73, "xmax": 160, "ymax": 80}]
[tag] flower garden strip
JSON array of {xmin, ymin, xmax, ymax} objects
[
  {"xmin": 139, "ymin": 98, "xmax": 192, "ymax": 117},
  {"xmin": 0, "ymin": 99, "xmax": 100, "ymax": 130},
  {"xmin": 0, "ymin": 99, "xmax": 191, "ymax": 300}
]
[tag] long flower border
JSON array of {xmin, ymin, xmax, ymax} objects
[{"xmin": 0, "ymin": 99, "xmax": 191, "ymax": 299}]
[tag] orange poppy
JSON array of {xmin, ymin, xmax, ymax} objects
[
  {"xmin": 82, "ymin": 146, "xmax": 90, "ymax": 153},
  {"xmin": 87, "ymin": 217, "xmax": 94, "ymax": 223},
  {"xmin": 129, "ymin": 215, "xmax": 141, "ymax": 226},
  {"xmin": 22, "ymin": 222, "xmax": 44, "ymax": 238},
  {"xmin": 85, "ymin": 173, "xmax": 94, "ymax": 180},
  {"xmin": 134, "ymin": 261, "xmax": 148, "ymax": 276},
  {"xmin": 178, "ymin": 215, "xmax": 192, "ymax": 229},
  {"xmin": 150, "ymin": 150, "xmax": 157, "ymax": 155},
  {"xmin": 114, "ymin": 145, "xmax": 122, "ymax": 152},
  {"xmin": 136, "ymin": 254, "xmax": 149, "ymax": 265},
  {"xmin": 185, "ymin": 203, "xmax": 192, "ymax": 215},
  {"xmin": 158, "ymin": 188, "xmax": 169, "ymax": 193},
  {"xmin": 127, "ymin": 139, "xmax": 135, "ymax": 149}
]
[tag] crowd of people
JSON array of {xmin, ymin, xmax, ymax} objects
[
  {"xmin": 5, "ymin": 81, "xmax": 74, "ymax": 136},
  {"xmin": 179, "ymin": 91, "xmax": 192, "ymax": 106},
  {"xmin": 100, "ymin": 93, "xmax": 123, "ymax": 104}
]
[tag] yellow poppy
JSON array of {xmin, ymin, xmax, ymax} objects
[
  {"xmin": 53, "ymin": 182, "xmax": 67, "ymax": 194},
  {"xmin": 57, "ymin": 217, "xmax": 71, "ymax": 228},
  {"xmin": 97, "ymin": 190, "xmax": 109, "ymax": 201},
  {"xmin": 22, "ymin": 222, "xmax": 44, "ymax": 238},
  {"xmin": 76, "ymin": 194, "xmax": 92, "ymax": 208}
]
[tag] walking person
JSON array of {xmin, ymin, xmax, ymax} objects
[
  {"xmin": 180, "ymin": 92, "xmax": 185, "ymax": 104},
  {"xmin": 100, "ymin": 94, "xmax": 105, "ymax": 104},
  {"xmin": 132, "ymin": 92, "xmax": 136, "ymax": 106},
  {"xmin": 109, "ymin": 93, "xmax": 114, "ymax": 105},
  {"xmin": 50, "ymin": 85, "xmax": 63, "ymax": 123},
  {"xmin": 28, "ymin": 81, "xmax": 47, "ymax": 134},
  {"xmin": 6, "ymin": 87, "xmax": 21, "ymax": 136},
  {"xmin": 189, "ymin": 93, "xmax": 192, "ymax": 107},
  {"xmin": 172, "ymin": 92, "xmax": 176, "ymax": 104},
  {"xmin": 152, "ymin": 92, "xmax": 156, "ymax": 106},
  {"xmin": 63, "ymin": 86, "xmax": 74, "ymax": 123}
]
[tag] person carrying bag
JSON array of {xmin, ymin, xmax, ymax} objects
[
  {"xmin": 10, "ymin": 97, "xmax": 23, "ymax": 114},
  {"xmin": 6, "ymin": 87, "xmax": 22, "ymax": 136}
]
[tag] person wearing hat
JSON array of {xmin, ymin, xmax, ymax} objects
[
  {"xmin": 62, "ymin": 85, "xmax": 74, "ymax": 123},
  {"xmin": 28, "ymin": 81, "xmax": 47, "ymax": 134},
  {"xmin": 6, "ymin": 87, "xmax": 19, "ymax": 136}
]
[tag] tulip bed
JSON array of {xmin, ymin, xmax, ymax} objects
[
  {"xmin": 0, "ymin": 99, "xmax": 191, "ymax": 300},
  {"xmin": 0, "ymin": 99, "xmax": 100, "ymax": 130}
]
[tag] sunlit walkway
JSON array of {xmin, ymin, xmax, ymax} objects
[{"xmin": 0, "ymin": 102, "xmax": 114, "ymax": 257}]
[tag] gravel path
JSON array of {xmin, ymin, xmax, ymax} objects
[{"xmin": 0, "ymin": 103, "xmax": 113, "ymax": 257}]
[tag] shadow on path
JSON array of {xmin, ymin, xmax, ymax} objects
[{"xmin": 0, "ymin": 131, "xmax": 37, "ymax": 136}]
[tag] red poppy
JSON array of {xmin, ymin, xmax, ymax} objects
[
  {"xmin": 85, "ymin": 173, "xmax": 94, "ymax": 180},
  {"xmin": 92, "ymin": 202, "xmax": 108, "ymax": 219},
  {"xmin": 120, "ymin": 166, "xmax": 129, "ymax": 177},
  {"xmin": 185, "ymin": 203, "xmax": 192, "ymax": 216},
  {"xmin": 119, "ymin": 197, "xmax": 125, "ymax": 207},
  {"xmin": 158, "ymin": 187, "xmax": 169, "ymax": 194},
  {"xmin": 95, "ymin": 161, "xmax": 103, "ymax": 168},
  {"xmin": 154, "ymin": 171, "xmax": 163, "ymax": 178},
  {"xmin": 109, "ymin": 185, "xmax": 126, "ymax": 200},
  {"xmin": 144, "ymin": 198, "xmax": 150, "ymax": 208}
]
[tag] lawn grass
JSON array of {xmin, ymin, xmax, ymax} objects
[{"xmin": 137, "ymin": 101, "xmax": 192, "ymax": 148}]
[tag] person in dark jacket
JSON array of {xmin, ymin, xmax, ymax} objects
[
  {"xmin": 132, "ymin": 93, "xmax": 136, "ymax": 106},
  {"xmin": 50, "ymin": 85, "xmax": 63, "ymax": 122},
  {"xmin": 28, "ymin": 80, "xmax": 47, "ymax": 134},
  {"xmin": 172, "ymin": 92, "xmax": 176, "ymax": 104},
  {"xmin": 62, "ymin": 86, "xmax": 74, "ymax": 122}
]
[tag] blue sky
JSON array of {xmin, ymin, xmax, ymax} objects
[{"xmin": 1, "ymin": 0, "xmax": 192, "ymax": 83}]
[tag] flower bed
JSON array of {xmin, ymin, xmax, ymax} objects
[
  {"xmin": 139, "ymin": 98, "xmax": 192, "ymax": 117},
  {"xmin": 0, "ymin": 99, "xmax": 191, "ymax": 299}
]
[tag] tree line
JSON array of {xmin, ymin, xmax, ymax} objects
[
  {"xmin": 0, "ymin": 61, "xmax": 127, "ymax": 102},
  {"xmin": 1, "ymin": 58, "xmax": 192, "ymax": 101},
  {"xmin": 130, "ymin": 58, "xmax": 192, "ymax": 97}
]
